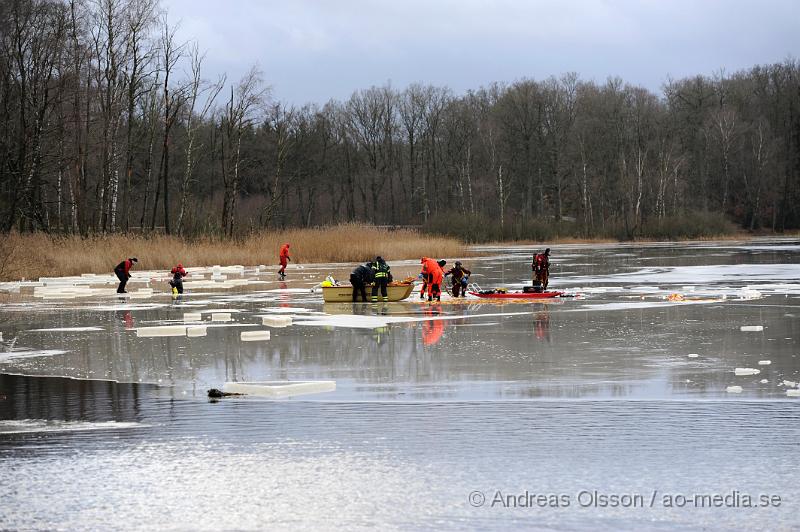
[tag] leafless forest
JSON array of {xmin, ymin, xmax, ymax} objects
[{"xmin": 2, "ymin": 0, "xmax": 799, "ymax": 241}]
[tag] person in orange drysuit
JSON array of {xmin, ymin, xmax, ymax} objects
[
  {"xmin": 278, "ymin": 243, "xmax": 291, "ymax": 278},
  {"xmin": 420, "ymin": 257, "xmax": 446, "ymax": 302}
]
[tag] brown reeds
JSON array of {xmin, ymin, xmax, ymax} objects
[{"xmin": 0, "ymin": 224, "xmax": 465, "ymax": 281}]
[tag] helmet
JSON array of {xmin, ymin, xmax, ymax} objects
[
  {"xmin": 455, "ymin": 261, "xmax": 462, "ymax": 266},
  {"xmin": 544, "ymin": 248, "xmax": 550, "ymax": 255},
  {"xmin": 130, "ymin": 257, "xmax": 138, "ymax": 262},
  {"xmin": 177, "ymin": 263, "xmax": 183, "ymax": 268},
  {"xmin": 437, "ymin": 260, "xmax": 446, "ymax": 267},
  {"xmin": 376, "ymin": 256, "xmax": 383, "ymax": 262}
]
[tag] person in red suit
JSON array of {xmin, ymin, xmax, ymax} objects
[{"xmin": 278, "ymin": 243, "xmax": 291, "ymax": 278}]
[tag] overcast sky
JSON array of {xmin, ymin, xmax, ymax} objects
[{"xmin": 161, "ymin": 0, "xmax": 799, "ymax": 106}]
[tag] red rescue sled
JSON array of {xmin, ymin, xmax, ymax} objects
[{"xmin": 469, "ymin": 290, "xmax": 564, "ymax": 299}]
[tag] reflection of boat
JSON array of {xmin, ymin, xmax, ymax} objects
[
  {"xmin": 469, "ymin": 290, "xmax": 563, "ymax": 299},
  {"xmin": 322, "ymin": 283, "xmax": 415, "ymax": 303}
]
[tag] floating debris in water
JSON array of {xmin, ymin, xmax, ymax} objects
[
  {"xmin": 758, "ymin": 360, "xmax": 771, "ymax": 365},
  {"xmin": 687, "ymin": 353, "xmax": 699, "ymax": 358},
  {"xmin": 734, "ymin": 368, "xmax": 760, "ymax": 376},
  {"xmin": 740, "ymin": 325, "xmax": 764, "ymax": 332},
  {"xmin": 726, "ymin": 386, "xmax": 743, "ymax": 393}
]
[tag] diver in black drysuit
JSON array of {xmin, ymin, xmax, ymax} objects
[{"xmin": 350, "ymin": 263, "xmax": 374, "ymax": 302}]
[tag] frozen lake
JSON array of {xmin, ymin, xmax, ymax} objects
[{"xmin": 1, "ymin": 239, "xmax": 799, "ymax": 530}]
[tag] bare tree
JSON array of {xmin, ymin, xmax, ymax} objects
[
  {"xmin": 220, "ymin": 66, "xmax": 267, "ymax": 236},
  {"xmin": 176, "ymin": 42, "xmax": 224, "ymax": 234}
]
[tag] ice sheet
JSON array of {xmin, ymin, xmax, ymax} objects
[{"xmin": 27, "ymin": 327, "xmax": 104, "ymax": 332}]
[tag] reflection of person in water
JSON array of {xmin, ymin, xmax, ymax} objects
[
  {"xmin": 123, "ymin": 311, "xmax": 134, "ymax": 329},
  {"xmin": 421, "ymin": 304, "xmax": 445, "ymax": 346},
  {"xmin": 534, "ymin": 310, "xmax": 550, "ymax": 341}
]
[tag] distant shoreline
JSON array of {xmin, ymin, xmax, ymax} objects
[{"xmin": 1, "ymin": 227, "xmax": 795, "ymax": 283}]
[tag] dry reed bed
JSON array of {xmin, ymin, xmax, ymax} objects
[{"xmin": 0, "ymin": 225, "xmax": 465, "ymax": 281}]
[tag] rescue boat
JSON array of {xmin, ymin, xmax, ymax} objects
[{"xmin": 321, "ymin": 282, "xmax": 415, "ymax": 303}]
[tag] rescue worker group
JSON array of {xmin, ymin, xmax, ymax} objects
[{"xmin": 113, "ymin": 245, "xmax": 552, "ymax": 302}]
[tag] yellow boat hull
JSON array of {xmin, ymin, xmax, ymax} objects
[{"xmin": 321, "ymin": 283, "xmax": 415, "ymax": 303}]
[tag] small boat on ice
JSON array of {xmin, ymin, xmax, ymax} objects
[{"xmin": 321, "ymin": 282, "xmax": 415, "ymax": 303}]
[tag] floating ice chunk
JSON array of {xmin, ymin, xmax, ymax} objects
[
  {"xmin": 28, "ymin": 327, "xmax": 104, "ymax": 332},
  {"xmin": 734, "ymin": 368, "xmax": 760, "ymax": 376},
  {"xmin": 0, "ymin": 332, "xmax": 3, "ymax": 341},
  {"xmin": 760, "ymin": 379, "xmax": 769, "ymax": 384},
  {"xmin": 136, "ymin": 325, "xmax": 187, "ymax": 337},
  {"xmin": 241, "ymin": 330, "xmax": 271, "ymax": 341},
  {"xmin": 262, "ymin": 316, "xmax": 292, "ymax": 327},
  {"xmin": 783, "ymin": 380, "xmax": 798, "ymax": 388},
  {"xmin": 738, "ymin": 288, "xmax": 763, "ymax": 300},
  {"xmin": 726, "ymin": 386, "xmax": 743, "ymax": 393},
  {"xmin": 222, "ymin": 380, "xmax": 335, "ymax": 398},
  {"xmin": 787, "ymin": 389, "xmax": 800, "ymax": 397},
  {"xmin": 687, "ymin": 353, "xmax": 699, "ymax": 358},
  {"xmin": 211, "ymin": 313, "xmax": 232, "ymax": 322},
  {"xmin": 758, "ymin": 360, "xmax": 771, "ymax": 365},
  {"xmin": 186, "ymin": 326, "xmax": 207, "ymax": 337},
  {"xmin": 183, "ymin": 312, "xmax": 203, "ymax": 322},
  {"xmin": 739, "ymin": 325, "xmax": 764, "ymax": 332}
]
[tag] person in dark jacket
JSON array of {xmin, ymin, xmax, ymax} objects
[
  {"xmin": 444, "ymin": 261, "xmax": 471, "ymax": 297},
  {"xmin": 169, "ymin": 263, "xmax": 188, "ymax": 294},
  {"xmin": 114, "ymin": 257, "xmax": 138, "ymax": 293},
  {"xmin": 370, "ymin": 256, "xmax": 392, "ymax": 302},
  {"xmin": 350, "ymin": 262, "xmax": 374, "ymax": 302}
]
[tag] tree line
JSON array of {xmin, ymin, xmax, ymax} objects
[{"xmin": 2, "ymin": 0, "xmax": 799, "ymax": 240}]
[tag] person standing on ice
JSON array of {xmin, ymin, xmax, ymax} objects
[
  {"xmin": 532, "ymin": 248, "xmax": 551, "ymax": 290},
  {"xmin": 114, "ymin": 257, "xmax": 138, "ymax": 294},
  {"xmin": 278, "ymin": 243, "xmax": 291, "ymax": 278},
  {"xmin": 369, "ymin": 256, "xmax": 392, "ymax": 302},
  {"xmin": 169, "ymin": 263, "xmax": 188, "ymax": 295}
]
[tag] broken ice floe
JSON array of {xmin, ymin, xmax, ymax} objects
[
  {"xmin": 0, "ymin": 419, "xmax": 144, "ymax": 434},
  {"xmin": 758, "ymin": 360, "xmax": 771, "ymax": 365},
  {"xmin": 740, "ymin": 325, "xmax": 764, "ymax": 332},
  {"xmin": 0, "ymin": 349, "xmax": 68, "ymax": 362},
  {"xmin": 262, "ymin": 316, "xmax": 292, "ymax": 327},
  {"xmin": 734, "ymin": 368, "xmax": 761, "ymax": 376},
  {"xmin": 726, "ymin": 386, "xmax": 743, "ymax": 393},
  {"xmin": 787, "ymin": 389, "xmax": 800, "ymax": 397},
  {"xmin": 186, "ymin": 326, "xmax": 207, "ymax": 337},
  {"xmin": 222, "ymin": 380, "xmax": 335, "ymax": 398},
  {"xmin": 687, "ymin": 353, "xmax": 699, "ymax": 358},
  {"xmin": 136, "ymin": 325, "xmax": 188, "ymax": 337},
  {"xmin": 27, "ymin": 327, "xmax": 104, "ymax": 332},
  {"xmin": 241, "ymin": 330, "xmax": 271, "ymax": 341}
]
